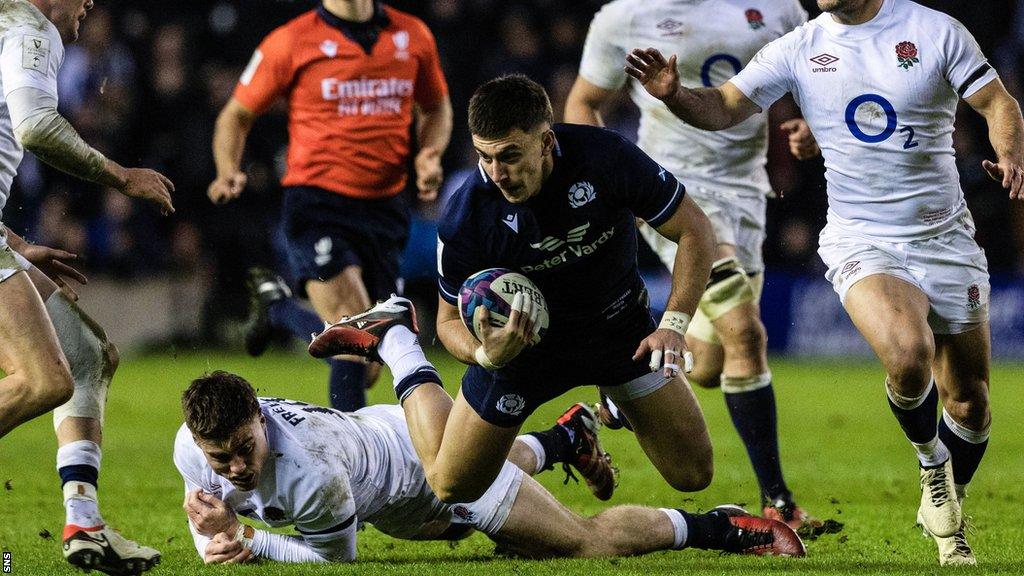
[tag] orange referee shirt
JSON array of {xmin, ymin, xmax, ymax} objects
[{"xmin": 233, "ymin": 4, "xmax": 448, "ymax": 199}]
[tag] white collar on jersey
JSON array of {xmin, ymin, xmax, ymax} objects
[{"xmin": 817, "ymin": 0, "xmax": 895, "ymax": 40}]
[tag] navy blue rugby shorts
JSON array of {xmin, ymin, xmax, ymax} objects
[
  {"xmin": 282, "ymin": 186, "xmax": 409, "ymax": 299},
  {"xmin": 460, "ymin": 308, "xmax": 656, "ymax": 427}
]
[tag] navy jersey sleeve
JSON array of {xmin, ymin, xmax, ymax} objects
[
  {"xmin": 436, "ymin": 183, "xmax": 484, "ymax": 305},
  {"xmin": 610, "ymin": 136, "xmax": 686, "ymax": 228}
]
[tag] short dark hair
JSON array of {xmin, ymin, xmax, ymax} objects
[
  {"xmin": 182, "ymin": 371, "xmax": 260, "ymax": 441},
  {"xmin": 468, "ymin": 74, "xmax": 553, "ymax": 139}
]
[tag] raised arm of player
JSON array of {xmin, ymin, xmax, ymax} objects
[
  {"xmin": 564, "ymin": 77, "xmax": 617, "ymax": 127},
  {"xmin": 413, "ymin": 97, "xmax": 453, "ymax": 202},
  {"xmin": 208, "ymin": 97, "xmax": 256, "ymax": 205},
  {"xmin": 5, "ymin": 87, "xmax": 174, "ymax": 214},
  {"xmin": 965, "ymin": 79, "xmax": 1024, "ymax": 200},
  {"xmin": 624, "ymin": 48, "xmax": 760, "ymax": 131}
]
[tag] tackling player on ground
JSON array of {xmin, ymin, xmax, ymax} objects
[
  {"xmin": 174, "ymin": 365, "xmax": 805, "ymax": 564},
  {"xmin": 566, "ymin": 0, "xmax": 820, "ymax": 528},
  {"xmin": 0, "ymin": 0, "xmax": 174, "ymax": 573},
  {"xmin": 208, "ymin": 0, "xmax": 452, "ymax": 412},
  {"xmin": 624, "ymin": 0, "xmax": 1022, "ymax": 565},
  {"xmin": 314, "ymin": 75, "xmax": 719, "ymax": 506}
]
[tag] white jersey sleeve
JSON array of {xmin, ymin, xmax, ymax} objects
[
  {"xmin": 729, "ymin": 32, "xmax": 798, "ymax": 111},
  {"xmin": 172, "ymin": 425, "xmax": 218, "ymax": 557},
  {"xmin": 577, "ymin": 0, "xmax": 630, "ymax": 90},
  {"xmin": 939, "ymin": 18, "xmax": 998, "ymax": 98},
  {"xmin": 0, "ymin": 21, "xmax": 62, "ymax": 99}
]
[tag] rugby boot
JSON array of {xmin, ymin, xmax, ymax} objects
[
  {"xmin": 918, "ymin": 459, "xmax": 961, "ymax": 538},
  {"xmin": 763, "ymin": 496, "xmax": 824, "ymax": 531},
  {"xmin": 557, "ymin": 403, "xmax": 618, "ymax": 501},
  {"xmin": 63, "ymin": 524, "xmax": 161, "ymax": 576},
  {"xmin": 691, "ymin": 506, "xmax": 806, "ymax": 557},
  {"xmin": 309, "ymin": 295, "xmax": 419, "ymax": 362},
  {"xmin": 244, "ymin": 267, "xmax": 291, "ymax": 357},
  {"xmin": 918, "ymin": 509, "xmax": 977, "ymax": 566}
]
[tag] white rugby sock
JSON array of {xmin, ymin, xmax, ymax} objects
[
  {"xmin": 58, "ymin": 441, "xmax": 104, "ymax": 528},
  {"xmin": 911, "ymin": 436, "xmax": 950, "ymax": 468},
  {"xmin": 379, "ymin": 326, "xmax": 434, "ymax": 384},
  {"xmin": 515, "ymin": 434, "xmax": 547, "ymax": 474},
  {"xmin": 63, "ymin": 482, "xmax": 103, "ymax": 528},
  {"xmin": 659, "ymin": 508, "xmax": 688, "ymax": 550}
]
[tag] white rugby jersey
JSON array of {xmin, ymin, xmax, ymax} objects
[
  {"xmin": 579, "ymin": 0, "xmax": 807, "ymax": 196},
  {"xmin": 730, "ymin": 0, "xmax": 998, "ymax": 241},
  {"xmin": 0, "ymin": 0, "xmax": 64, "ymax": 221},
  {"xmin": 173, "ymin": 401, "xmax": 439, "ymax": 551}
]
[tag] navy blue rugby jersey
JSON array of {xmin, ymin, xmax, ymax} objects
[{"xmin": 437, "ymin": 123, "xmax": 685, "ymax": 344}]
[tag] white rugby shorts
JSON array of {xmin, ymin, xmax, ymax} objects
[
  {"xmin": 358, "ymin": 405, "xmax": 525, "ymax": 539},
  {"xmin": 818, "ymin": 213, "xmax": 990, "ymax": 335},
  {"xmin": 640, "ymin": 186, "xmax": 767, "ymax": 275}
]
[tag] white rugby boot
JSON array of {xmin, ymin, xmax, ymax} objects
[
  {"xmin": 917, "ymin": 510, "xmax": 977, "ymax": 566},
  {"xmin": 918, "ymin": 459, "xmax": 961, "ymax": 538},
  {"xmin": 63, "ymin": 524, "xmax": 161, "ymax": 575}
]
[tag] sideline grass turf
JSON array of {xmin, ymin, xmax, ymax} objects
[{"xmin": 1, "ymin": 351, "xmax": 1022, "ymax": 575}]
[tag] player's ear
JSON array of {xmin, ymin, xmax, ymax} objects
[{"xmin": 540, "ymin": 128, "xmax": 556, "ymax": 156}]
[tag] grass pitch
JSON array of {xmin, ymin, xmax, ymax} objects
[{"xmin": 1, "ymin": 350, "xmax": 1022, "ymax": 575}]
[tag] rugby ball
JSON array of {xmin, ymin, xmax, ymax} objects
[{"xmin": 458, "ymin": 268, "xmax": 549, "ymax": 345}]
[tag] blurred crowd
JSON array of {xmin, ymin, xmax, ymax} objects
[{"xmin": 5, "ymin": 0, "xmax": 1023, "ymax": 342}]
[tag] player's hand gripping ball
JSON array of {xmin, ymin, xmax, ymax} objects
[{"xmin": 459, "ymin": 268, "xmax": 549, "ymax": 345}]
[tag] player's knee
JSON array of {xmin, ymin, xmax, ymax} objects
[
  {"xmin": 666, "ymin": 458, "xmax": 714, "ymax": 492},
  {"xmin": 688, "ymin": 371, "xmax": 720, "ymax": 389},
  {"xmin": 20, "ymin": 360, "xmax": 74, "ymax": 410},
  {"xmin": 882, "ymin": 340, "xmax": 933, "ymax": 389},
  {"xmin": 719, "ymin": 317, "xmax": 766, "ymax": 360},
  {"xmin": 104, "ymin": 340, "xmax": 120, "ymax": 374},
  {"xmin": 428, "ymin": 471, "xmax": 487, "ymax": 504},
  {"xmin": 943, "ymin": 381, "xmax": 990, "ymax": 430}
]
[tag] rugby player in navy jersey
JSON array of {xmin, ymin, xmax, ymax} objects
[{"xmin": 310, "ymin": 75, "xmax": 717, "ymax": 505}]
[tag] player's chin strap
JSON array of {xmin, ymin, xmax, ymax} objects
[{"xmin": 651, "ymin": 311, "xmax": 694, "ymax": 376}]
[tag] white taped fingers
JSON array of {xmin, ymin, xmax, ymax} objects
[{"xmin": 46, "ymin": 292, "xmax": 117, "ymax": 429}]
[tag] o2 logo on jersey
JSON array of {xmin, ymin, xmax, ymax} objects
[
  {"xmin": 844, "ymin": 94, "xmax": 919, "ymax": 149},
  {"xmin": 700, "ymin": 54, "xmax": 742, "ymax": 87}
]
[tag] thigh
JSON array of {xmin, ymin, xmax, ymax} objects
[
  {"xmin": 304, "ymin": 265, "xmax": 372, "ymax": 323},
  {"xmin": 487, "ymin": 474, "xmax": 586, "ymax": 559},
  {"xmin": 0, "ymin": 271, "xmax": 64, "ymax": 375},
  {"xmin": 843, "ymin": 273, "xmax": 933, "ymax": 363},
  {"xmin": 433, "ymin": 389, "xmax": 522, "ymax": 501},
  {"xmin": 609, "ymin": 375, "xmax": 712, "ymax": 485}
]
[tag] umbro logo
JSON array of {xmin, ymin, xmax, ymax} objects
[
  {"xmin": 810, "ymin": 53, "xmax": 839, "ymax": 72},
  {"xmin": 656, "ymin": 18, "xmax": 685, "ymax": 36},
  {"xmin": 530, "ymin": 222, "xmax": 590, "ymax": 252}
]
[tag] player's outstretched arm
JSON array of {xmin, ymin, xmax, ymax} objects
[
  {"xmin": 624, "ymin": 48, "xmax": 759, "ymax": 131},
  {"xmin": 965, "ymin": 79, "xmax": 1024, "ymax": 200},
  {"xmin": 413, "ymin": 96, "xmax": 453, "ymax": 201},
  {"xmin": 634, "ymin": 195, "xmax": 715, "ymax": 376},
  {"xmin": 7, "ymin": 87, "xmax": 174, "ymax": 214},
  {"xmin": 564, "ymin": 76, "xmax": 617, "ymax": 127},
  {"xmin": 208, "ymin": 97, "xmax": 256, "ymax": 205}
]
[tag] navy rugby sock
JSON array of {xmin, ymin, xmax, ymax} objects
[
  {"xmin": 723, "ymin": 377, "xmax": 788, "ymax": 503},
  {"xmin": 267, "ymin": 298, "xmax": 323, "ymax": 342},
  {"xmin": 329, "ymin": 360, "xmax": 367, "ymax": 411},
  {"xmin": 887, "ymin": 379, "xmax": 951, "ymax": 467},
  {"xmin": 937, "ymin": 409, "xmax": 989, "ymax": 487},
  {"xmin": 526, "ymin": 425, "xmax": 573, "ymax": 470},
  {"xmin": 678, "ymin": 509, "xmax": 731, "ymax": 550}
]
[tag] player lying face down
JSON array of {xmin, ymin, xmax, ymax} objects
[{"xmin": 175, "ymin": 371, "xmax": 805, "ymax": 564}]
